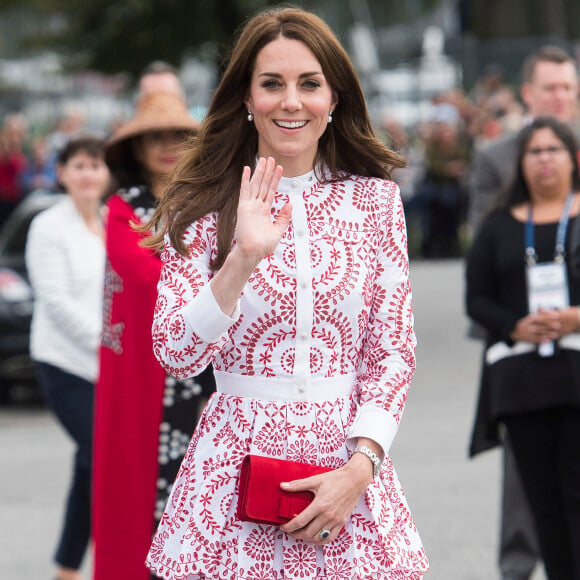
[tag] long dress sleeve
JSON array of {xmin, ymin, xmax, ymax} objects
[
  {"xmin": 152, "ymin": 213, "xmax": 240, "ymax": 378},
  {"xmin": 348, "ymin": 181, "xmax": 416, "ymax": 454}
]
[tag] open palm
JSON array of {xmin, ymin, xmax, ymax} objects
[{"xmin": 236, "ymin": 156, "xmax": 293, "ymax": 262}]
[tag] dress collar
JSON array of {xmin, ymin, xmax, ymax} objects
[{"xmin": 276, "ymin": 169, "xmax": 317, "ymax": 193}]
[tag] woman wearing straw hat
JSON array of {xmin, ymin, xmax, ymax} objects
[{"xmin": 92, "ymin": 91, "xmax": 216, "ymax": 580}]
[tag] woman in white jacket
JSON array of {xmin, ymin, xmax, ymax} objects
[{"xmin": 26, "ymin": 135, "xmax": 110, "ymax": 580}]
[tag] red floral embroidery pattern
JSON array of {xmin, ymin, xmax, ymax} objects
[{"xmin": 146, "ymin": 177, "xmax": 427, "ymax": 579}]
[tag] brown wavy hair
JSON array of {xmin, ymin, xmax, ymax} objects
[{"xmin": 143, "ymin": 6, "xmax": 405, "ymax": 270}]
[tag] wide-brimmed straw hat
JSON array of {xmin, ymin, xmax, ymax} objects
[{"xmin": 105, "ymin": 91, "xmax": 199, "ymax": 173}]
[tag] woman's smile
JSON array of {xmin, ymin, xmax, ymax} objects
[
  {"xmin": 274, "ymin": 119, "xmax": 309, "ymax": 130},
  {"xmin": 245, "ymin": 36, "xmax": 337, "ymax": 176}
]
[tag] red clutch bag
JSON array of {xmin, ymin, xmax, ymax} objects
[{"xmin": 236, "ymin": 454, "xmax": 333, "ymax": 526}]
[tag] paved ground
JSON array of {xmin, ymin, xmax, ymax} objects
[{"xmin": 0, "ymin": 259, "xmax": 547, "ymax": 579}]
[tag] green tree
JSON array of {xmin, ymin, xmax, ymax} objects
[
  {"xmin": 3, "ymin": 0, "xmax": 292, "ymax": 78},
  {"xmin": 1, "ymin": 0, "xmax": 447, "ymax": 81},
  {"xmin": 465, "ymin": 0, "xmax": 580, "ymax": 39}
]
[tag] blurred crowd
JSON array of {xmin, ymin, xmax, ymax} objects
[
  {"xmin": 0, "ymin": 105, "xmax": 86, "ymax": 226},
  {"xmin": 0, "ymin": 59, "xmax": 534, "ymax": 258},
  {"xmin": 378, "ymin": 63, "xmax": 531, "ymax": 259}
]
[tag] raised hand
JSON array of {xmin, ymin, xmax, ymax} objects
[
  {"xmin": 235, "ymin": 156, "xmax": 293, "ymax": 264},
  {"xmin": 209, "ymin": 157, "xmax": 293, "ymax": 317}
]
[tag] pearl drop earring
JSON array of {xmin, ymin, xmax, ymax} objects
[
  {"xmin": 247, "ymin": 111, "xmax": 254, "ymax": 122},
  {"xmin": 328, "ymin": 111, "xmax": 333, "ymax": 123}
]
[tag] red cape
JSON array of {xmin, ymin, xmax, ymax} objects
[{"xmin": 92, "ymin": 194, "xmax": 165, "ymax": 580}]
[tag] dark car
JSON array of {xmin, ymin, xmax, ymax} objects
[{"xmin": 0, "ymin": 191, "xmax": 64, "ymax": 404}]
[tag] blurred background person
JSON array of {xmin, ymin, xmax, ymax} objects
[
  {"xmin": 469, "ymin": 46, "xmax": 579, "ymax": 235},
  {"xmin": 435, "ymin": 88, "xmax": 481, "ymax": 142},
  {"xmin": 25, "ymin": 135, "xmax": 110, "ymax": 580},
  {"xmin": 412, "ymin": 102, "xmax": 471, "ymax": 258},
  {"xmin": 378, "ymin": 113, "xmax": 425, "ymax": 258},
  {"xmin": 2, "ymin": 111, "xmax": 31, "ymax": 157},
  {"xmin": 46, "ymin": 104, "xmax": 88, "ymax": 159},
  {"xmin": 92, "ymin": 89, "xmax": 214, "ymax": 580},
  {"xmin": 467, "ymin": 44, "xmax": 580, "ymax": 580},
  {"xmin": 471, "ymin": 86, "xmax": 524, "ymax": 146},
  {"xmin": 378, "ymin": 113, "xmax": 425, "ymax": 205},
  {"xmin": 19, "ymin": 136, "xmax": 58, "ymax": 195},
  {"xmin": 104, "ymin": 61, "xmax": 185, "ymax": 147},
  {"xmin": 0, "ymin": 113, "xmax": 29, "ymax": 226},
  {"xmin": 470, "ymin": 63, "xmax": 506, "ymax": 109},
  {"xmin": 468, "ymin": 63, "xmax": 524, "ymax": 142},
  {"xmin": 137, "ymin": 60, "xmax": 184, "ymax": 98},
  {"xmin": 466, "ymin": 116, "xmax": 580, "ymax": 580},
  {"xmin": 136, "ymin": 60, "xmax": 209, "ymax": 125}
]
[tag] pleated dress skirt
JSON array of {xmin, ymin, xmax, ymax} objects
[{"xmin": 146, "ymin": 372, "xmax": 428, "ymax": 579}]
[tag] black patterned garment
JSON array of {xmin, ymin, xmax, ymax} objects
[{"xmin": 154, "ymin": 364, "xmax": 216, "ymax": 526}]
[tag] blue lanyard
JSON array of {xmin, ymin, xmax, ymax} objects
[{"xmin": 525, "ymin": 192, "xmax": 575, "ymax": 265}]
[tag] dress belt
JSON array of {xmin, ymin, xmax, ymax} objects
[{"xmin": 214, "ymin": 370, "xmax": 356, "ymax": 402}]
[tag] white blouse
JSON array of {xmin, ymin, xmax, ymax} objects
[
  {"xmin": 26, "ymin": 196, "xmax": 105, "ymax": 382},
  {"xmin": 152, "ymin": 172, "xmax": 416, "ymax": 454}
]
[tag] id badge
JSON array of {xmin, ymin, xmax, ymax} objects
[
  {"xmin": 526, "ymin": 261, "xmax": 569, "ymax": 312},
  {"xmin": 526, "ymin": 261, "xmax": 569, "ymax": 357}
]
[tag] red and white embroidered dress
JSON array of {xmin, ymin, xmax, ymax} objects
[{"xmin": 146, "ymin": 171, "xmax": 429, "ymax": 579}]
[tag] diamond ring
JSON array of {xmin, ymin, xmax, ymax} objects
[{"xmin": 318, "ymin": 528, "xmax": 331, "ymax": 540}]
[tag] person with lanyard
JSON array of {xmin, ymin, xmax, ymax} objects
[
  {"xmin": 467, "ymin": 45, "xmax": 580, "ymax": 580},
  {"xmin": 466, "ymin": 116, "xmax": 580, "ymax": 580}
]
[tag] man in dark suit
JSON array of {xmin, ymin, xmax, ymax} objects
[{"xmin": 468, "ymin": 45, "xmax": 579, "ymax": 580}]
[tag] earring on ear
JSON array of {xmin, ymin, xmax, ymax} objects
[
  {"xmin": 247, "ymin": 111, "xmax": 254, "ymax": 122},
  {"xmin": 328, "ymin": 111, "xmax": 333, "ymax": 123}
]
